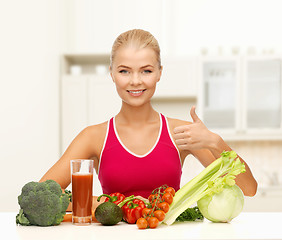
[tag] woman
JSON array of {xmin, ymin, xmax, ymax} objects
[{"xmin": 40, "ymin": 29, "xmax": 257, "ymax": 206}]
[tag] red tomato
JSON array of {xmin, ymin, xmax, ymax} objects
[
  {"xmin": 153, "ymin": 210, "xmax": 165, "ymax": 221},
  {"xmin": 142, "ymin": 208, "xmax": 152, "ymax": 218},
  {"xmin": 158, "ymin": 201, "xmax": 170, "ymax": 213},
  {"xmin": 137, "ymin": 218, "xmax": 148, "ymax": 229},
  {"xmin": 148, "ymin": 194, "xmax": 157, "ymax": 202},
  {"xmin": 148, "ymin": 217, "xmax": 159, "ymax": 229},
  {"xmin": 162, "ymin": 192, "xmax": 173, "ymax": 205},
  {"xmin": 164, "ymin": 187, "xmax": 176, "ymax": 196},
  {"xmin": 150, "ymin": 195, "xmax": 161, "ymax": 207}
]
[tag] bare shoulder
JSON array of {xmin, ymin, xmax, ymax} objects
[
  {"xmin": 84, "ymin": 121, "xmax": 108, "ymax": 137},
  {"xmin": 166, "ymin": 117, "xmax": 192, "ymax": 129},
  {"xmin": 73, "ymin": 121, "xmax": 108, "ymax": 155},
  {"xmin": 83, "ymin": 121, "xmax": 108, "ymax": 148},
  {"xmin": 66, "ymin": 121, "xmax": 108, "ymax": 146}
]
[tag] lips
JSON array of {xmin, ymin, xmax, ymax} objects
[{"xmin": 127, "ymin": 89, "xmax": 146, "ymax": 97}]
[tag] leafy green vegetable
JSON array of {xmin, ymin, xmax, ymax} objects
[
  {"xmin": 197, "ymin": 184, "xmax": 244, "ymax": 222},
  {"xmin": 163, "ymin": 151, "xmax": 245, "ymax": 225},
  {"xmin": 176, "ymin": 206, "xmax": 203, "ymax": 222},
  {"xmin": 16, "ymin": 180, "xmax": 70, "ymax": 226},
  {"xmin": 64, "ymin": 189, "xmax": 72, "ymax": 202},
  {"xmin": 16, "ymin": 209, "xmax": 30, "ymax": 226}
]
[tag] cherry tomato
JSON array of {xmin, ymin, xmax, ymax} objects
[
  {"xmin": 142, "ymin": 208, "xmax": 152, "ymax": 218},
  {"xmin": 148, "ymin": 217, "xmax": 159, "ymax": 229},
  {"xmin": 164, "ymin": 187, "xmax": 175, "ymax": 196},
  {"xmin": 153, "ymin": 210, "xmax": 165, "ymax": 221},
  {"xmin": 150, "ymin": 195, "xmax": 161, "ymax": 207},
  {"xmin": 158, "ymin": 201, "xmax": 170, "ymax": 213},
  {"xmin": 136, "ymin": 218, "xmax": 148, "ymax": 229},
  {"xmin": 148, "ymin": 194, "xmax": 157, "ymax": 202},
  {"xmin": 162, "ymin": 192, "xmax": 173, "ymax": 204}
]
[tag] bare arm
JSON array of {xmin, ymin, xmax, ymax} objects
[
  {"xmin": 40, "ymin": 124, "xmax": 105, "ymax": 188},
  {"xmin": 190, "ymin": 138, "xmax": 257, "ymax": 197},
  {"xmin": 171, "ymin": 106, "xmax": 258, "ymax": 197}
]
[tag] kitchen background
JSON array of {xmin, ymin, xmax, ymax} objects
[{"xmin": 1, "ymin": 0, "xmax": 281, "ymax": 212}]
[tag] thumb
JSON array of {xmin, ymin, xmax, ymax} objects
[{"xmin": 190, "ymin": 106, "xmax": 201, "ymax": 123}]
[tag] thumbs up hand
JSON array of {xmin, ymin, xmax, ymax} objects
[{"xmin": 173, "ymin": 106, "xmax": 215, "ymax": 151}]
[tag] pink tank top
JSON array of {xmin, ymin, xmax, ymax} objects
[{"xmin": 98, "ymin": 113, "xmax": 182, "ymax": 198}]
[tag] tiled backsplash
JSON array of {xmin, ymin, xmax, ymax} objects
[
  {"xmin": 180, "ymin": 140, "xmax": 282, "ymax": 188},
  {"xmin": 227, "ymin": 140, "xmax": 282, "ymax": 187}
]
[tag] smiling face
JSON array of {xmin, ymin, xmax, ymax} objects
[{"xmin": 110, "ymin": 46, "xmax": 162, "ymax": 107}]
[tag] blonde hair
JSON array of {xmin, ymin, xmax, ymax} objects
[{"xmin": 110, "ymin": 29, "xmax": 161, "ymax": 68}]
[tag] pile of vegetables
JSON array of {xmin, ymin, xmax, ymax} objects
[
  {"xmin": 94, "ymin": 185, "xmax": 177, "ymax": 229},
  {"xmin": 93, "ymin": 151, "xmax": 245, "ymax": 229},
  {"xmin": 163, "ymin": 151, "xmax": 246, "ymax": 225},
  {"xmin": 135, "ymin": 185, "xmax": 175, "ymax": 229},
  {"xmin": 16, "ymin": 151, "xmax": 246, "ymax": 229},
  {"xmin": 94, "ymin": 185, "xmax": 202, "ymax": 229},
  {"xmin": 16, "ymin": 180, "xmax": 70, "ymax": 226}
]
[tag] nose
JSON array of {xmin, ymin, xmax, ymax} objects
[{"xmin": 130, "ymin": 73, "xmax": 142, "ymax": 86}]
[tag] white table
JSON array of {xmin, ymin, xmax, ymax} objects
[{"xmin": 2, "ymin": 212, "xmax": 282, "ymax": 240}]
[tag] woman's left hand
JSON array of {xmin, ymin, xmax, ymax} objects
[{"xmin": 173, "ymin": 106, "xmax": 217, "ymax": 151}]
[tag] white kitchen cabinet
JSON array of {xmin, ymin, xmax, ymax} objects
[
  {"xmin": 61, "ymin": 75, "xmax": 89, "ymax": 152},
  {"xmin": 88, "ymin": 75, "xmax": 120, "ymax": 125},
  {"xmin": 244, "ymin": 186, "xmax": 282, "ymax": 212},
  {"xmin": 151, "ymin": 56, "xmax": 197, "ymax": 120},
  {"xmin": 199, "ymin": 56, "xmax": 282, "ymax": 140},
  {"xmin": 242, "ymin": 57, "xmax": 282, "ymax": 132},
  {"xmin": 60, "ymin": 54, "xmax": 120, "ymax": 153},
  {"xmin": 198, "ymin": 57, "xmax": 240, "ymax": 132},
  {"xmin": 154, "ymin": 56, "xmax": 198, "ymax": 98},
  {"xmin": 61, "ymin": 74, "xmax": 120, "ymax": 153}
]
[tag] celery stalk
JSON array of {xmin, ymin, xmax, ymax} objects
[{"xmin": 163, "ymin": 151, "xmax": 245, "ymax": 225}]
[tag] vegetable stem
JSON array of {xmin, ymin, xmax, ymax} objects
[{"xmin": 163, "ymin": 151, "xmax": 245, "ymax": 225}]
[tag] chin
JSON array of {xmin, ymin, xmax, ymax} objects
[
  {"xmin": 120, "ymin": 93, "xmax": 154, "ymax": 107},
  {"xmin": 122, "ymin": 98, "xmax": 152, "ymax": 108}
]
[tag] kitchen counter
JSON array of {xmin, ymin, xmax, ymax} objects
[{"xmin": 2, "ymin": 212, "xmax": 282, "ymax": 240}]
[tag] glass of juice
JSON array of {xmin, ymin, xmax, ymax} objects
[{"xmin": 71, "ymin": 159, "xmax": 93, "ymax": 225}]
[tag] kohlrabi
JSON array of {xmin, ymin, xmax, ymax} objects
[
  {"xmin": 163, "ymin": 151, "xmax": 246, "ymax": 225},
  {"xmin": 197, "ymin": 184, "xmax": 244, "ymax": 223}
]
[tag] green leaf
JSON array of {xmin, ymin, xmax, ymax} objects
[{"xmin": 16, "ymin": 209, "xmax": 30, "ymax": 226}]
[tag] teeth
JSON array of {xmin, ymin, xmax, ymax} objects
[{"xmin": 129, "ymin": 90, "xmax": 143, "ymax": 94}]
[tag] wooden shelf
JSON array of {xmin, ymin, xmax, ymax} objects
[{"xmin": 61, "ymin": 53, "xmax": 110, "ymax": 75}]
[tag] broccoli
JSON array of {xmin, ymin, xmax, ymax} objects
[{"xmin": 16, "ymin": 179, "xmax": 70, "ymax": 226}]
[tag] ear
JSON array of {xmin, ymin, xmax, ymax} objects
[
  {"xmin": 157, "ymin": 65, "xmax": 163, "ymax": 82},
  {"xmin": 109, "ymin": 66, "xmax": 115, "ymax": 83}
]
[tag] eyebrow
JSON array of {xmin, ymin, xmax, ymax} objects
[
  {"xmin": 141, "ymin": 65, "xmax": 154, "ymax": 69},
  {"xmin": 117, "ymin": 65, "xmax": 130, "ymax": 69},
  {"xmin": 117, "ymin": 64, "xmax": 154, "ymax": 69}
]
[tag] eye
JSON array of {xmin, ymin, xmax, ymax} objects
[
  {"xmin": 119, "ymin": 70, "xmax": 129, "ymax": 74},
  {"xmin": 143, "ymin": 69, "xmax": 152, "ymax": 74}
]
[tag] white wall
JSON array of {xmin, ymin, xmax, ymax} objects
[
  {"xmin": 0, "ymin": 0, "xmax": 66, "ymax": 211},
  {"xmin": 172, "ymin": 0, "xmax": 282, "ymax": 55},
  {"xmin": 1, "ymin": 0, "xmax": 281, "ymax": 212},
  {"xmin": 66, "ymin": 0, "xmax": 164, "ymax": 53},
  {"xmin": 65, "ymin": 0, "xmax": 282, "ymax": 56}
]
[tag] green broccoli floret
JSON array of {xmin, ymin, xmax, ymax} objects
[{"xmin": 16, "ymin": 180, "xmax": 70, "ymax": 226}]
